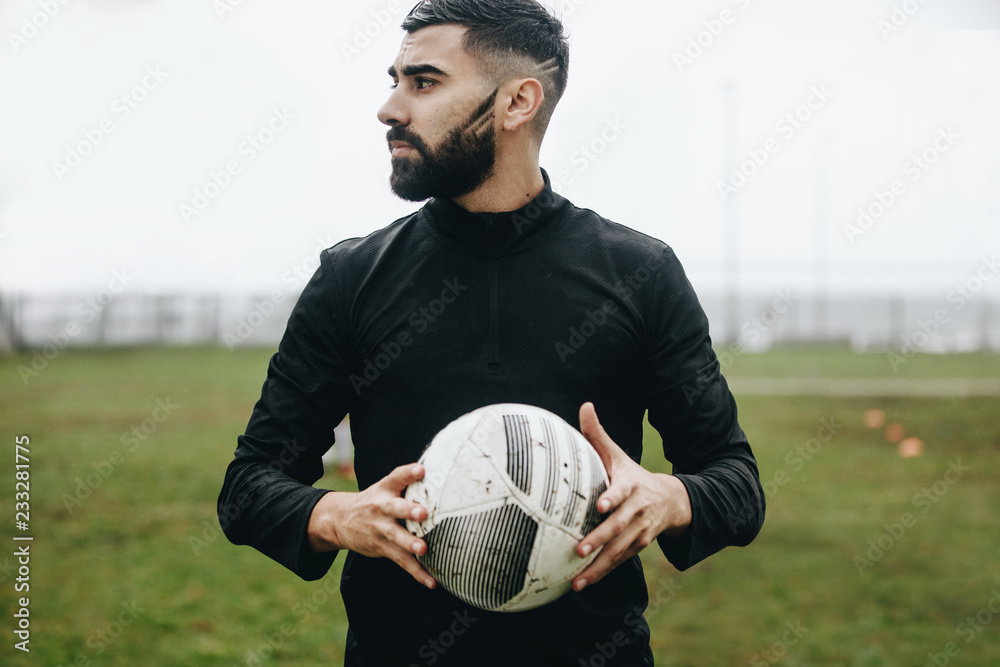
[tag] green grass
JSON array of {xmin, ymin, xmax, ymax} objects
[
  {"xmin": 1, "ymin": 347, "xmax": 998, "ymax": 666},
  {"xmin": 719, "ymin": 345, "xmax": 1000, "ymax": 379}
]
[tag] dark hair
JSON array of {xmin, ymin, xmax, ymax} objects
[{"xmin": 401, "ymin": 0, "xmax": 570, "ymax": 135}]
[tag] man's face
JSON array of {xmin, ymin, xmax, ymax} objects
[{"xmin": 378, "ymin": 24, "xmax": 499, "ymax": 202}]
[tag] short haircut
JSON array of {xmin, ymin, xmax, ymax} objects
[{"xmin": 401, "ymin": 0, "xmax": 570, "ymax": 137}]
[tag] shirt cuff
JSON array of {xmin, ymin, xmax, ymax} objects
[{"xmin": 294, "ymin": 489, "xmax": 340, "ymax": 581}]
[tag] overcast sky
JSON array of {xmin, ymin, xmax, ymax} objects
[{"xmin": 1, "ymin": 0, "xmax": 999, "ymax": 298}]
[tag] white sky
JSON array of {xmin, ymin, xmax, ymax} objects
[{"xmin": 1, "ymin": 0, "xmax": 999, "ymax": 297}]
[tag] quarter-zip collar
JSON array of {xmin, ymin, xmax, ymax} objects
[{"xmin": 422, "ymin": 168, "xmax": 568, "ymax": 255}]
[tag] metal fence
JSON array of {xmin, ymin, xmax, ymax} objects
[{"xmin": 0, "ymin": 291, "xmax": 997, "ymax": 354}]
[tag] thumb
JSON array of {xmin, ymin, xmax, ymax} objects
[
  {"xmin": 383, "ymin": 463, "xmax": 425, "ymax": 494},
  {"xmin": 578, "ymin": 402, "xmax": 623, "ymax": 472}
]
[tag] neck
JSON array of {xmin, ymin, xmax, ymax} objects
[{"xmin": 452, "ymin": 149, "xmax": 545, "ymax": 213}]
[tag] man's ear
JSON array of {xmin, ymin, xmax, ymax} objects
[{"xmin": 500, "ymin": 78, "xmax": 545, "ymax": 132}]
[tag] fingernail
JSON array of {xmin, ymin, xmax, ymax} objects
[
  {"xmin": 580, "ymin": 544, "xmax": 592, "ymax": 557},
  {"xmin": 599, "ymin": 500, "xmax": 609, "ymax": 512},
  {"xmin": 574, "ymin": 579, "xmax": 587, "ymax": 591},
  {"xmin": 411, "ymin": 464, "xmax": 422, "ymax": 476},
  {"xmin": 424, "ymin": 578, "xmax": 436, "ymax": 589},
  {"xmin": 410, "ymin": 507, "xmax": 422, "ymax": 520}
]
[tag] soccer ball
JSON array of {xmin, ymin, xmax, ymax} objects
[{"xmin": 404, "ymin": 403, "xmax": 609, "ymax": 612}]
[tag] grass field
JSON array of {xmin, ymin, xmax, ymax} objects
[{"xmin": 0, "ymin": 346, "xmax": 998, "ymax": 666}]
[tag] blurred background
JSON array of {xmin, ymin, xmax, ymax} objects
[
  {"xmin": 1, "ymin": 1, "xmax": 998, "ymax": 666},
  {"xmin": 2, "ymin": 0, "xmax": 999, "ymax": 350}
]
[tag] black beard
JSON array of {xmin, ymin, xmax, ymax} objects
[{"xmin": 387, "ymin": 88, "xmax": 499, "ymax": 202}]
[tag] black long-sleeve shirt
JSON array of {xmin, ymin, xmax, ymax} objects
[{"xmin": 218, "ymin": 170, "xmax": 765, "ymax": 666}]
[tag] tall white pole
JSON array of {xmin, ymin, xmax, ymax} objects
[{"xmin": 723, "ymin": 81, "xmax": 739, "ymax": 346}]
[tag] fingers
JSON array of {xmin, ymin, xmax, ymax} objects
[
  {"xmin": 367, "ymin": 507, "xmax": 436, "ymax": 589},
  {"xmin": 375, "ymin": 464, "xmax": 435, "ymax": 587},
  {"xmin": 383, "ymin": 462, "xmax": 426, "ymax": 492},
  {"xmin": 573, "ymin": 498, "xmax": 657, "ymax": 590},
  {"xmin": 378, "ymin": 518, "xmax": 427, "ymax": 557},
  {"xmin": 576, "ymin": 481, "xmax": 633, "ymax": 556},
  {"xmin": 578, "ymin": 402, "xmax": 624, "ymax": 472},
  {"xmin": 322, "ymin": 463, "xmax": 437, "ymax": 590},
  {"xmin": 378, "ymin": 463, "xmax": 428, "ymax": 521},
  {"xmin": 377, "ymin": 495, "xmax": 428, "ymax": 523},
  {"xmin": 595, "ymin": 480, "xmax": 630, "ymax": 515},
  {"xmin": 381, "ymin": 540, "xmax": 436, "ymax": 589},
  {"xmin": 572, "ymin": 534, "xmax": 644, "ymax": 592}
]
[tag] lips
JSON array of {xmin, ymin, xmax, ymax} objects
[
  {"xmin": 386, "ymin": 128, "xmax": 425, "ymax": 158},
  {"xmin": 389, "ymin": 141, "xmax": 420, "ymax": 158},
  {"xmin": 390, "ymin": 140, "xmax": 413, "ymax": 154}
]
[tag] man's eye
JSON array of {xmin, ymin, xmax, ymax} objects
[{"xmin": 389, "ymin": 78, "xmax": 435, "ymax": 91}]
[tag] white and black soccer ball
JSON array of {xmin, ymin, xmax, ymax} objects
[{"xmin": 404, "ymin": 403, "xmax": 609, "ymax": 612}]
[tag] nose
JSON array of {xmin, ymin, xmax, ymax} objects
[{"xmin": 377, "ymin": 87, "xmax": 409, "ymax": 127}]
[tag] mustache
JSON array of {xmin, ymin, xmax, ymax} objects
[
  {"xmin": 385, "ymin": 86, "xmax": 500, "ymax": 155},
  {"xmin": 386, "ymin": 127, "xmax": 430, "ymax": 155}
]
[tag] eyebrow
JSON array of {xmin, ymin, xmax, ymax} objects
[{"xmin": 387, "ymin": 63, "xmax": 449, "ymax": 79}]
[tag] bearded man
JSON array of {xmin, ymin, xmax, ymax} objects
[{"xmin": 218, "ymin": 1, "xmax": 765, "ymax": 665}]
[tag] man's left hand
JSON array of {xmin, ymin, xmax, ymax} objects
[{"xmin": 572, "ymin": 401, "xmax": 692, "ymax": 591}]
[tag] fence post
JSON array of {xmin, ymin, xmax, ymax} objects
[
  {"xmin": 889, "ymin": 297, "xmax": 905, "ymax": 348},
  {"xmin": 0, "ymin": 294, "xmax": 14, "ymax": 352}
]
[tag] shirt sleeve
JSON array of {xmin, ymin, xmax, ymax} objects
[
  {"xmin": 217, "ymin": 249, "xmax": 357, "ymax": 581},
  {"xmin": 638, "ymin": 247, "xmax": 765, "ymax": 570}
]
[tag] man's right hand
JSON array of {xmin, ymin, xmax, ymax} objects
[{"xmin": 307, "ymin": 463, "xmax": 436, "ymax": 589}]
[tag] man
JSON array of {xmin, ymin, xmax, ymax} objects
[{"xmin": 218, "ymin": 1, "xmax": 765, "ymax": 665}]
